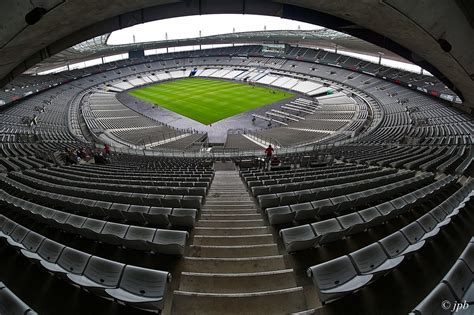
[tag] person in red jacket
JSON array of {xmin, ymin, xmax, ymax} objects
[
  {"xmin": 104, "ymin": 143, "xmax": 111, "ymax": 155},
  {"xmin": 265, "ymin": 144, "xmax": 274, "ymax": 167},
  {"xmin": 265, "ymin": 145, "xmax": 274, "ymax": 158}
]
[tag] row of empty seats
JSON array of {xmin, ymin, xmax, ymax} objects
[
  {"xmin": 0, "ymin": 214, "xmax": 172, "ymax": 311},
  {"xmin": 0, "ymin": 281, "xmax": 37, "ymax": 315},
  {"xmin": 280, "ymin": 175, "xmax": 456, "ymax": 252},
  {"xmin": 307, "ymin": 180, "xmax": 473, "ymax": 304},
  {"xmin": 0, "ymin": 189, "xmax": 188, "ymax": 255},
  {"xmin": 1, "ymin": 169, "xmax": 200, "ymax": 228},
  {"xmin": 411, "ymin": 237, "xmax": 474, "ymax": 314}
]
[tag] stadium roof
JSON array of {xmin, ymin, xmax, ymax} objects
[
  {"xmin": 0, "ymin": 0, "xmax": 472, "ymax": 113},
  {"xmin": 26, "ymin": 29, "xmax": 406, "ymax": 74}
]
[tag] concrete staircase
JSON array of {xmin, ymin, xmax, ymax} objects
[{"xmin": 171, "ymin": 170, "xmax": 307, "ymax": 314}]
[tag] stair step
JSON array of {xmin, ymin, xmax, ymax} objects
[
  {"xmin": 168, "ymin": 171, "xmax": 308, "ymax": 315},
  {"xmin": 188, "ymin": 244, "xmax": 279, "ymax": 257},
  {"xmin": 200, "ymin": 209, "xmax": 258, "ymax": 214},
  {"xmin": 208, "ymin": 189, "xmax": 248, "ymax": 191},
  {"xmin": 209, "ymin": 186, "xmax": 246, "ymax": 188},
  {"xmin": 200, "ymin": 213, "xmax": 262, "ymax": 220},
  {"xmin": 203, "ymin": 203, "xmax": 256, "ymax": 210},
  {"xmin": 207, "ymin": 192, "xmax": 250, "ymax": 194},
  {"xmin": 196, "ymin": 219, "xmax": 264, "ymax": 228},
  {"xmin": 204, "ymin": 201, "xmax": 256, "ymax": 207},
  {"xmin": 205, "ymin": 201, "xmax": 255, "ymax": 205},
  {"xmin": 182, "ymin": 255, "xmax": 286, "ymax": 273},
  {"xmin": 193, "ymin": 234, "xmax": 275, "ymax": 246},
  {"xmin": 194, "ymin": 226, "xmax": 269, "ymax": 236},
  {"xmin": 171, "ymin": 287, "xmax": 307, "ymax": 315},
  {"xmin": 209, "ymin": 188, "xmax": 247, "ymax": 190},
  {"xmin": 179, "ymin": 269, "xmax": 297, "ymax": 293},
  {"xmin": 208, "ymin": 194, "xmax": 249, "ymax": 196}
]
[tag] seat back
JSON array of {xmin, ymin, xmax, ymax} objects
[
  {"xmin": 308, "ymin": 255, "xmax": 357, "ymax": 290},
  {"xmin": 119, "ymin": 265, "xmax": 170, "ymax": 298},
  {"xmin": 84, "ymin": 256, "xmax": 125, "ymax": 287},
  {"xmin": 350, "ymin": 243, "xmax": 388, "ymax": 273},
  {"xmin": 58, "ymin": 247, "xmax": 92, "ymax": 275},
  {"xmin": 38, "ymin": 239, "xmax": 65, "ymax": 262}
]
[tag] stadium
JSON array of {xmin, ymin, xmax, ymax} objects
[{"xmin": 0, "ymin": 1, "xmax": 473, "ymax": 315}]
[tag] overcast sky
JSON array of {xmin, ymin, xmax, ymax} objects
[{"xmin": 107, "ymin": 14, "xmax": 322, "ymax": 44}]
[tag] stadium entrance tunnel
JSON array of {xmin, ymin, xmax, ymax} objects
[{"xmin": 1, "ymin": 0, "xmax": 473, "ymax": 113}]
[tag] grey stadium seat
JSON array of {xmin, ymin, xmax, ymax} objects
[
  {"xmin": 149, "ymin": 229, "xmax": 188, "ymax": 256},
  {"xmin": 20, "ymin": 231, "xmax": 45, "ymax": 252},
  {"xmin": 378, "ymin": 231, "xmax": 425, "ymax": 258},
  {"xmin": 258, "ymin": 194, "xmax": 279, "ymax": 209},
  {"xmin": 169, "ymin": 208, "xmax": 197, "ymax": 227},
  {"xmin": 0, "ymin": 284, "xmax": 38, "ymax": 315},
  {"xmin": 105, "ymin": 265, "xmax": 171, "ymax": 311},
  {"xmin": 297, "ymin": 189, "xmax": 314, "ymax": 203},
  {"xmin": 307, "ymin": 255, "xmax": 373, "ymax": 304},
  {"xmin": 416, "ymin": 213, "xmax": 441, "ymax": 239},
  {"xmin": 144, "ymin": 207, "xmax": 172, "ymax": 226},
  {"xmin": 21, "ymin": 238, "xmax": 65, "ymax": 263},
  {"xmin": 41, "ymin": 247, "xmax": 92, "ymax": 277},
  {"xmin": 123, "ymin": 226, "xmax": 156, "ymax": 251},
  {"xmin": 5, "ymin": 225, "xmax": 29, "ymax": 248},
  {"xmin": 376, "ymin": 201, "xmax": 397, "ymax": 220},
  {"xmin": 0, "ymin": 219, "xmax": 17, "ymax": 239},
  {"xmin": 266, "ymin": 206, "xmax": 295, "ymax": 225},
  {"xmin": 251, "ymin": 186, "xmax": 269, "ymax": 196},
  {"xmin": 442, "ymin": 260, "xmax": 474, "ymax": 302},
  {"xmin": 279, "ymin": 192, "xmax": 298, "ymax": 206},
  {"xmin": 401, "ymin": 222, "xmax": 427, "ymax": 244},
  {"xmin": 460, "ymin": 243, "xmax": 474, "ymax": 272},
  {"xmin": 63, "ymin": 215, "xmax": 87, "ymax": 233},
  {"xmin": 99, "ymin": 222, "xmax": 130, "ymax": 245},
  {"xmin": 0, "ymin": 215, "xmax": 7, "ymax": 229},
  {"xmin": 429, "ymin": 206, "xmax": 451, "ymax": 228},
  {"xmin": 330, "ymin": 195, "xmax": 352, "ymax": 215},
  {"xmin": 312, "ymin": 199, "xmax": 335, "ymax": 217},
  {"xmin": 81, "ymin": 218, "xmax": 106, "ymax": 239},
  {"xmin": 349, "ymin": 243, "xmax": 404, "ymax": 275},
  {"xmin": 161, "ymin": 195, "xmax": 182, "ymax": 208},
  {"xmin": 108, "ymin": 203, "xmax": 129, "ymax": 219},
  {"xmin": 280, "ymin": 225, "xmax": 319, "ymax": 253},
  {"xmin": 411, "ymin": 283, "xmax": 456, "ymax": 315},
  {"xmin": 125, "ymin": 205, "xmax": 149, "ymax": 223},
  {"xmin": 311, "ymin": 219, "xmax": 344, "ymax": 244},
  {"xmin": 49, "ymin": 210, "xmax": 69, "ymax": 225},
  {"xmin": 291, "ymin": 202, "xmax": 316, "ymax": 221},
  {"xmin": 67, "ymin": 256, "xmax": 125, "ymax": 297},
  {"xmin": 181, "ymin": 196, "xmax": 202, "ymax": 209},
  {"xmin": 337, "ymin": 212, "xmax": 366, "ymax": 236},
  {"xmin": 358, "ymin": 207, "xmax": 384, "ymax": 228}
]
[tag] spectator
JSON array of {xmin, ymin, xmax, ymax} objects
[
  {"xmin": 265, "ymin": 145, "xmax": 274, "ymax": 158},
  {"xmin": 79, "ymin": 148, "xmax": 88, "ymax": 160},
  {"xmin": 64, "ymin": 148, "xmax": 78, "ymax": 165},
  {"xmin": 104, "ymin": 143, "xmax": 111, "ymax": 155},
  {"xmin": 94, "ymin": 150, "xmax": 107, "ymax": 164},
  {"xmin": 264, "ymin": 144, "xmax": 274, "ymax": 169}
]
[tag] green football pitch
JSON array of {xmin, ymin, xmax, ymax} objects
[{"xmin": 128, "ymin": 77, "xmax": 294, "ymax": 125}]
